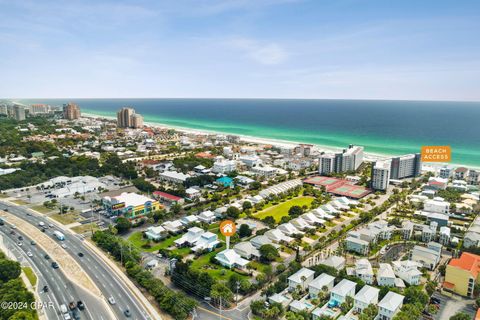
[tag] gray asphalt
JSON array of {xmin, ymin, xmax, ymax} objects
[
  {"xmin": 0, "ymin": 201, "xmax": 151, "ymax": 320},
  {"xmin": 0, "ymin": 223, "xmax": 108, "ymax": 320}
]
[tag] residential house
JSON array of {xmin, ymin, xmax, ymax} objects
[
  {"xmin": 174, "ymin": 227, "xmax": 204, "ymax": 247},
  {"xmin": 162, "ymin": 219, "xmax": 184, "ymax": 233},
  {"xmin": 402, "ymin": 220, "xmax": 414, "ymax": 240},
  {"xmin": 302, "ymin": 212, "xmax": 326, "ymax": 226},
  {"xmin": 309, "ymin": 273, "xmax": 335, "ymax": 299},
  {"xmin": 233, "ymin": 241, "xmax": 260, "ymax": 260},
  {"xmin": 439, "ymin": 226, "xmax": 451, "ymax": 245},
  {"xmin": 330, "ymin": 279, "xmax": 356, "ymax": 306},
  {"xmin": 192, "ymin": 232, "xmax": 220, "ymax": 253},
  {"xmin": 144, "ymin": 226, "xmax": 167, "ymax": 241},
  {"xmin": 410, "ymin": 245, "xmax": 440, "ymax": 270},
  {"xmin": 290, "ymin": 217, "xmax": 312, "ymax": 231},
  {"xmin": 250, "ymin": 235, "xmax": 275, "ymax": 249},
  {"xmin": 180, "ymin": 215, "xmax": 199, "ymax": 226},
  {"xmin": 320, "ymin": 256, "xmax": 346, "ymax": 270},
  {"xmin": 353, "ymin": 285, "xmax": 380, "ymax": 313},
  {"xmin": 377, "ymin": 292, "xmax": 404, "ymax": 320},
  {"xmin": 424, "ymin": 197, "xmax": 450, "ymax": 214},
  {"xmin": 288, "ymin": 268, "xmax": 315, "ymax": 291},
  {"xmin": 392, "ymin": 260, "xmax": 422, "ymax": 286},
  {"xmin": 198, "ymin": 210, "xmax": 216, "ymax": 223},
  {"xmin": 215, "ymin": 249, "xmax": 249, "ymax": 269},
  {"xmin": 377, "ymin": 263, "xmax": 396, "ymax": 287},
  {"xmin": 278, "ymin": 223, "xmax": 304, "ymax": 236},
  {"xmin": 264, "ymin": 229, "xmax": 294, "ymax": 244},
  {"xmin": 353, "ymin": 259, "xmax": 374, "ymax": 284},
  {"xmin": 345, "ymin": 236, "xmax": 370, "ymax": 255}
]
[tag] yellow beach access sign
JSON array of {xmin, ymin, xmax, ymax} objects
[{"xmin": 421, "ymin": 146, "xmax": 451, "ymax": 162}]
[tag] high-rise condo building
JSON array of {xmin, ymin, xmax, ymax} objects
[
  {"xmin": 13, "ymin": 105, "xmax": 26, "ymax": 121},
  {"xmin": 117, "ymin": 107, "xmax": 144, "ymax": 129},
  {"xmin": 389, "ymin": 153, "xmax": 422, "ymax": 179},
  {"xmin": 318, "ymin": 144, "xmax": 364, "ymax": 175},
  {"xmin": 371, "ymin": 160, "xmax": 391, "ymax": 191},
  {"xmin": 63, "ymin": 102, "xmax": 81, "ymax": 120}
]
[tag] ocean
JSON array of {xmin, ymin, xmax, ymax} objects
[{"xmin": 17, "ymin": 98, "xmax": 480, "ymax": 167}]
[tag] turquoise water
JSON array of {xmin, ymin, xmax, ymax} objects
[{"xmin": 18, "ymin": 98, "xmax": 480, "ymax": 166}]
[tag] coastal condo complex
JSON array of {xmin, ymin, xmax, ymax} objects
[
  {"xmin": 117, "ymin": 107, "xmax": 144, "ymax": 129},
  {"xmin": 63, "ymin": 102, "xmax": 81, "ymax": 120},
  {"xmin": 371, "ymin": 153, "xmax": 422, "ymax": 190},
  {"xmin": 318, "ymin": 144, "xmax": 364, "ymax": 175}
]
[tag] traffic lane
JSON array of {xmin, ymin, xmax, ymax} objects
[
  {"xmin": 1, "ymin": 202, "xmax": 147, "ymax": 320},
  {"xmin": 0, "ymin": 221, "xmax": 108, "ymax": 320},
  {"xmin": 0, "ymin": 232, "xmax": 62, "ymax": 320}
]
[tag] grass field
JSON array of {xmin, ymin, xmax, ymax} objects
[
  {"xmin": 31, "ymin": 205, "xmax": 54, "ymax": 214},
  {"xmin": 50, "ymin": 213, "xmax": 83, "ymax": 225},
  {"xmin": 71, "ymin": 223, "xmax": 99, "ymax": 234},
  {"xmin": 127, "ymin": 231, "xmax": 182, "ymax": 253},
  {"xmin": 12, "ymin": 199, "xmax": 29, "ymax": 205},
  {"xmin": 22, "ymin": 267, "xmax": 37, "ymax": 286},
  {"xmin": 254, "ymin": 196, "xmax": 315, "ymax": 222}
]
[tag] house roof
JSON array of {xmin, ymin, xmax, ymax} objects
[
  {"xmin": 449, "ymin": 252, "xmax": 480, "ymax": 278},
  {"xmin": 378, "ymin": 292, "xmax": 404, "ymax": 311},
  {"xmin": 309, "ymin": 273, "xmax": 335, "ymax": 290},
  {"xmin": 378, "ymin": 263, "xmax": 396, "ymax": 279},
  {"xmin": 153, "ymin": 191, "xmax": 182, "ymax": 201},
  {"xmin": 288, "ymin": 268, "xmax": 315, "ymax": 283},
  {"xmin": 331, "ymin": 279, "xmax": 356, "ymax": 296},
  {"xmin": 354, "ymin": 285, "xmax": 379, "ymax": 304}
]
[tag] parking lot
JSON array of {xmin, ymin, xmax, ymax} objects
[{"xmin": 432, "ymin": 292, "xmax": 476, "ymax": 320}]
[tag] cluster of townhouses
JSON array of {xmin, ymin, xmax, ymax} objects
[{"xmin": 269, "ymin": 266, "xmax": 405, "ymax": 320}]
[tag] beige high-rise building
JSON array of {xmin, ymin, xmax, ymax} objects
[
  {"xmin": 117, "ymin": 107, "xmax": 143, "ymax": 128},
  {"xmin": 131, "ymin": 113, "xmax": 144, "ymax": 129},
  {"xmin": 63, "ymin": 102, "xmax": 81, "ymax": 120},
  {"xmin": 13, "ymin": 105, "xmax": 26, "ymax": 121}
]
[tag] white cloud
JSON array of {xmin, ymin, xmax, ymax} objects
[{"xmin": 228, "ymin": 38, "xmax": 288, "ymax": 65}]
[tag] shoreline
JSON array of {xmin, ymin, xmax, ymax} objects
[{"xmin": 81, "ymin": 112, "xmax": 478, "ymax": 170}]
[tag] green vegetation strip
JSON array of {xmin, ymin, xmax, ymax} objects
[
  {"xmin": 22, "ymin": 267, "xmax": 37, "ymax": 286},
  {"xmin": 254, "ymin": 196, "xmax": 315, "ymax": 222}
]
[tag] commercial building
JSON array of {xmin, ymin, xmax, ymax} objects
[
  {"xmin": 13, "ymin": 105, "xmax": 26, "ymax": 121},
  {"xmin": 63, "ymin": 102, "xmax": 81, "ymax": 120},
  {"xmin": 103, "ymin": 192, "xmax": 160, "ymax": 221},
  {"xmin": 318, "ymin": 145, "xmax": 364, "ymax": 175},
  {"xmin": 371, "ymin": 160, "xmax": 391, "ymax": 191},
  {"xmin": 444, "ymin": 252, "xmax": 480, "ymax": 297}
]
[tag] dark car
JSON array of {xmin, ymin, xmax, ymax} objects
[
  {"xmin": 72, "ymin": 309, "xmax": 81, "ymax": 320},
  {"xmin": 30, "ymin": 240, "xmax": 36, "ymax": 245},
  {"xmin": 430, "ymin": 297, "xmax": 441, "ymax": 304},
  {"xmin": 43, "ymin": 285, "xmax": 48, "ymax": 292},
  {"xmin": 51, "ymin": 262, "xmax": 59, "ymax": 269},
  {"xmin": 10, "ymin": 230, "xmax": 15, "ymax": 235},
  {"xmin": 44, "ymin": 254, "xmax": 50, "ymax": 260},
  {"xmin": 78, "ymin": 252, "xmax": 84, "ymax": 257},
  {"xmin": 41, "ymin": 228, "xmax": 46, "ymax": 232},
  {"xmin": 69, "ymin": 302, "xmax": 76, "ymax": 310},
  {"xmin": 18, "ymin": 236, "xmax": 23, "ymax": 241},
  {"xmin": 77, "ymin": 301, "xmax": 85, "ymax": 311},
  {"xmin": 124, "ymin": 309, "xmax": 131, "ymax": 318}
]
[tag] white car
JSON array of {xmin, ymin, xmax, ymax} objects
[
  {"xmin": 17, "ymin": 242, "xmax": 23, "ymax": 247},
  {"xmin": 27, "ymin": 251, "xmax": 33, "ymax": 257},
  {"xmin": 108, "ymin": 297, "xmax": 116, "ymax": 305},
  {"xmin": 11, "ymin": 225, "xmax": 17, "ymax": 229},
  {"xmin": 61, "ymin": 244, "xmax": 67, "ymax": 249}
]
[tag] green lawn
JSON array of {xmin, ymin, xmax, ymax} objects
[
  {"xmin": 71, "ymin": 223, "xmax": 99, "ymax": 234},
  {"xmin": 127, "ymin": 231, "xmax": 182, "ymax": 253},
  {"xmin": 12, "ymin": 199, "xmax": 29, "ymax": 205},
  {"xmin": 253, "ymin": 196, "xmax": 315, "ymax": 222},
  {"xmin": 50, "ymin": 213, "xmax": 84, "ymax": 225},
  {"xmin": 31, "ymin": 205, "xmax": 54, "ymax": 214},
  {"xmin": 22, "ymin": 267, "xmax": 37, "ymax": 286}
]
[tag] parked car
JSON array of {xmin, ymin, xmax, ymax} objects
[
  {"xmin": 51, "ymin": 262, "xmax": 59, "ymax": 269},
  {"xmin": 77, "ymin": 301, "xmax": 85, "ymax": 311},
  {"xmin": 108, "ymin": 297, "xmax": 115, "ymax": 305}
]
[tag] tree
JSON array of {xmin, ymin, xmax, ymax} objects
[
  {"xmin": 210, "ymin": 282, "xmax": 233, "ymax": 306},
  {"xmin": 115, "ymin": 217, "xmax": 132, "ymax": 234},
  {"xmin": 450, "ymin": 312, "xmax": 471, "ymax": 320},
  {"xmin": 0, "ymin": 259, "xmax": 21, "ymax": 282},
  {"xmin": 239, "ymin": 224, "xmax": 252, "ymax": 238},
  {"xmin": 288, "ymin": 205, "xmax": 303, "ymax": 217},
  {"xmin": 242, "ymin": 201, "xmax": 252, "ymax": 211},
  {"xmin": 340, "ymin": 295, "xmax": 354, "ymax": 313},
  {"xmin": 259, "ymin": 244, "xmax": 279, "ymax": 262},
  {"xmin": 359, "ymin": 304, "xmax": 378, "ymax": 320},
  {"xmin": 226, "ymin": 206, "xmax": 240, "ymax": 219}
]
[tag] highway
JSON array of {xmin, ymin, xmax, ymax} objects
[
  {"xmin": 0, "ymin": 201, "xmax": 151, "ymax": 320},
  {"xmin": 0, "ymin": 222, "xmax": 108, "ymax": 320}
]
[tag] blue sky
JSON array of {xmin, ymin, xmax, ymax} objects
[{"xmin": 1, "ymin": 0, "xmax": 479, "ymax": 100}]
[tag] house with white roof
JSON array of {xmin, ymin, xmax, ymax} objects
[
  {"xmin": 268, "ymin": 293, "xmax": 292, "ymax": 308},
  {"xmin": 410, "ymin": 244, "xmax": 441, "ymax": 270},
  {"xmin": 145, "ymin": 225, "xmax": 167, "ymax": 241},
  {"xmin": 197, "ymin": 210, "xmax": 216, "ymax": 223},
  {"xmin": 233, "ymin": 241, "xmax": 260, "ymax": 260},
  {"xmin": 309, "ymin": 273, "xmax": 335, "ymax": 299},
  {"xmin": 174, "ymin": 227, "xmax": 204, "ymax": 247},
  {"xmin": 354, "ymin": 285, "xmax": 380, "ymax": 313},
  {"xmin": 439, "ymin": 226, "xmax": 451, "ymax": 245},
  {"xmin": 250, "ymin": 235, "xmax": 275, "ymax": 249},
  {"xmin": 392, "ymin": 260, "xmax": 422, "ymax": 285},
  {"xmin": 180, "ymin": 215, "xmax": 199, "ymax": 226},
  {"xmin": 377, "ymin": 292, "xmax": 404, "ymax": 320},
  {"xmin": 320, "ymin": 256, "xmax": 346, "ymax": 270},
  {"xmin": 158, "ymin": 171, "xmax": 191, "ymax": 184},
  {"xmin": 215, "ymin": 249, "xmax": 249, "ymax": 269},
  {"xmin": 302, "ymin": 212, "xmax": 326, "ymax": 226},
  {"xmin": 191, "ymin": 232, "xmax": 220, "ymax": 253},
  {"xmin": 290, "ymin": 217, "xmax": 311, "ymax": 231},
  {"xmin": 377, "ymin": 263, "xmax": 396, "ymax": 287},
  {"xmin": 264, "ymin": 229, "xmax": 294, "ymax": 244},
  {"xmin": 313, "ymin": 208, "xmax": 335, "ymax": 220},
  {"xmin": 424, "ymin": 197, "xmax": 450, "ymax": 214},
  {"xmin": 288, "ymin": 268, "xmax": 315, "ymax": 291},
  {"xmin": 162, "ymin": 219, "xmax": 184, "ymax": 233},
  {"xmin": 345, "ymin": 236, "xmax": 370, "ymax": 255},
  {"xmin": 352, "ymin": 259, "xmax": 374, "ymax": 284},
  {"xmin": 330, "ymin": 279, "xmax": 356, "ymax": 306},
  {"xmin": 278, "ymin": 223, "xmax": 304, "ymax": 236}
]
